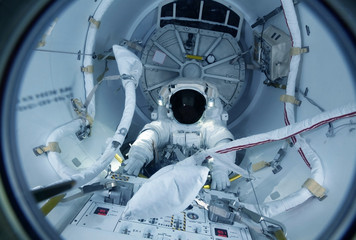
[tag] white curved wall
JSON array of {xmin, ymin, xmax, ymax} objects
[
  {"xmin": 14, "ymin": 0, "xmax": 356, "ymax": 239},
  {"xmin": 229, "ymin": 2, "xmax": 356, "ymax": 239},
  {"xmin": 16, "ymin": 1, "xmax": 102, "ymax": 188}
]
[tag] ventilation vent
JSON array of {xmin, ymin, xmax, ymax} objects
[{"xmin": 270, "ymin": 32, "xmax": 282, "ymax": 41}]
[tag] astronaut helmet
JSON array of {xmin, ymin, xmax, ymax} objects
[{"xmin": 157, "ymin": 78, "xmax": 220, "ymax": 124}]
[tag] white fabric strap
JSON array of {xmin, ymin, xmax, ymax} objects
[
  {"xmin": 302, "ymin": 178, "xmax": 326, "ymax": 199},
  {"xmin": 88, "ymin": 16, "xmax": 101, "ymax": 28},
  {"xmin": 280, "ymin": 94, "xmax": 301, "ymax": 106},
  {"xmin": 290, "ymin": 46, "xmax": 309, "ymax": 56}
]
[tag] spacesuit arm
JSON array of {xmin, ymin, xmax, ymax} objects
[
  {"xmin": 129, "ymin": 129, "xmax": 157, "ymax": 162},
  {"xmin": 210, "ymin": 140, "xmax": 236, "ymax": 190},
  {"xmin": 204, "ymin": 123, "xmax": 236, "ymax": 190},
  {"xmin": 204, "ymin": 124, "xmax": 236, "ymax": 165},
  {"xmin": 125, "ymin": 120, "xmax": 170, "ymax": 175}
]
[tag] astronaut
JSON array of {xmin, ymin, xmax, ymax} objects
[{"xmin": 124, "ymin": 79, "xmax": 236, "ymax": 190}]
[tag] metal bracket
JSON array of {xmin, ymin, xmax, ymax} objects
[
  {"xmin": 270, "ymin": 148, "xmax": 286, "ymax": 174},
  {"xmin": 263, "ymin": 79, "xmax": 286, "ymax": 90},
  {"xmin": 76, "ymin": 124, "xmax": 91, "ymax": 141},
  {"xmin": 195, "ymin": 198, "xmax": 209, "ymax": 210},
  {"xmin": 120, "ymin": 39, "xmax": 143, "ymax": 52}
]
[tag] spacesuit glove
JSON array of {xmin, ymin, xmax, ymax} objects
[
  {"xmin": 124, "ymin": 152, "xmax": 146, "ymax": 176},
  {"xmin": 211, "ymin": 169, "xmax": 230, "ymax": 191}
]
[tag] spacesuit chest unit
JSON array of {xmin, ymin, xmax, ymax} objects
[
  {"xmin": 168, "ymin": 83, "xmax": 206, "ymax": 151},
  {"xmin": 155, "ymin": 81, "xmax": 208, "ymax": 166},
  {"xmin": 171, "ymin": 130, "xmax": 201, "ymax": 149},
  {"xmin": 155, "ymin": 80, "xmax": 233, "ymax": 163}
]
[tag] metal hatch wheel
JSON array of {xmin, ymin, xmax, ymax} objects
[
  {"xmin": 140, "ymin": 24, "xmax": 246, "ymax": 111},
  {"xmin": 0, "ymin": 1, "xmax": 356, "ymax": 240}
]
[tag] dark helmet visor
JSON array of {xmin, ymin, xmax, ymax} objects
[{"xmin": 170, "ymin": 89, "xmax": 206, "ymax": 124}]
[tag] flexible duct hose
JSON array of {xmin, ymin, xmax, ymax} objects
[{"xmin": 46, "ymin": 46, "xmax": 142, "ymax": 188}]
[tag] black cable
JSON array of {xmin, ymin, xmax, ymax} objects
[
  {"xmin": 31, "ymin": 180, "xmax": 76, "ymax": 202},
  {"xmin": 251, "ymin": 6, "xmax": 283, "ymax": 29}
]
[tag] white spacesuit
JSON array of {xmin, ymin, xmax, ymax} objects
[{"xmin": 124, "ymin": 79, "xmax": 236, "ymax": 190}]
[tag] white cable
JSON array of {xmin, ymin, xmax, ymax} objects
[
  {"xmin": 205, "ymin": 102, "xmax": 356, "ymax": 216},
  {"xmin": 46, "ymin": 80, "xmax": 137, "ymax": 188},
  {"xmin": 281, "ymin": 0, "xmax": 301, "ymax": 127},
  {"xmin": 71, "ymin": 80, "xmax": 137, "ymax": 188},
  {"xmin": 46, "ymin": 46, "xmax": 142, "ymax": 188},
  {"xmin": 83, "ymin": 0, "xmax": 115, "ymax": 119},
  {"xmin": 111, "ymin": 80, "xmax": 136, "ymax": 146},
  {"xmin": 209, "ymin": 103, "xmax": 356, "ymax": 155}
]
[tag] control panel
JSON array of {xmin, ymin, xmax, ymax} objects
[{"xmin": 62, "ymin": 174, "xmax": 252, "ymax": 240}]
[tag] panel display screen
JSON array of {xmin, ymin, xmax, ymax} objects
[
  {"xmin": 214, "ymin": 228, "xmax": 228, "ymax": 238},
  {"xmin": 94, "ymin": 207, "xmax": 109, "ymax": 216}
]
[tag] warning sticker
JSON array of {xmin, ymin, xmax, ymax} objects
[{"xmin": 152, "ymin": 50, "xmax": 166, "ymax": 64}]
